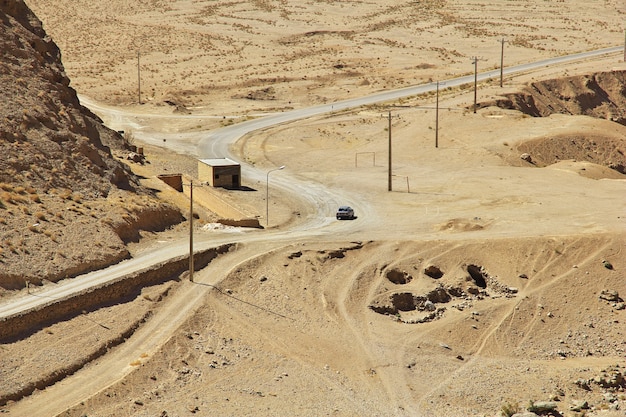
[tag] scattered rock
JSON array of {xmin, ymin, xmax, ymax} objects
[
  {"xmin": 592, "ymin": 366, "xmax": 625, "ymax": 388},
  {"xmin": 520, "ymin": 153, "xmax": 533, "ymax": 163},
  {"xmin": 599, "ymin": 289, "xmax": 620, "ymax": 302},
  {"xmin": 527, "ymin": 400, "xmax": 558, "ymax": 414},
  {"xmin": 574, "ymin": 378, "xmax": 591, "ymax": 391},
  {"xmin": 126, "ymin": 152, "xmax": 145, "ymax": 163},
  {"xmin": 569, "ymin": 400, "xmax": 589, "ymax": 412}
]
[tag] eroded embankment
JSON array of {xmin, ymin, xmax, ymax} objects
[
  {"xmin": 0, "ymin": 243, "xmax": 233, "ymax": 406},
  {"xmin": 496, "ymin": 71, "xmax": 626, "ymax": 123},
  {"xmin": 489, "ymin": 70, "xmax": 626, "ymax": 174}
]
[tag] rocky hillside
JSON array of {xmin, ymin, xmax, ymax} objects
[
  {"xmin": 0, "ymin": 0, "xmax": 183, "ymax": 291},
  {"xmin": 493, "ymin": 71, "xmax": 626, "ymax": 173},
  {"xmin": 502, "ymin": 72, "xmax": 626, "ymax": 123}
]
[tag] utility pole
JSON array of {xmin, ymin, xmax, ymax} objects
[
  {"xmin": 388, "ymin": 111, "xmax": 392, "ymax": 191},
  {"xmin": 471, "ymin": 56, "xmax": 478, "ymax": 113},
  {"xmin": 189, "ymin": 179, "xmax": 194, "ymax": 282},
  {"xmin": 137, "ymin": 50, "xmax": 142, "ymax": 104},
  {"xmin": 500, "ymin": 38, "xmax": 506, "ymax": 88},
  {"xmin": 435, "ymin": 81, "xmax": 440, "ymax": 148}
]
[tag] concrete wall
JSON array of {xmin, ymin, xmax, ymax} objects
[
  {"xmin": 157, "ymin": 174, "xmax": 183, "ymax": 192},
  {"xmin": 213, "ymin": 165, "xmax": 241, "ymax": 188},
  {"xmin": 197, "ymin": 161, "xmax": 213, "ymax": 184},
  {"xmin": 180, "ymin": 175, "xmax": 260, "ymax": 227}
]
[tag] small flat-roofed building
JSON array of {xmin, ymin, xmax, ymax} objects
[{"xmin": 198, "ymin": 158, "xmax": 241, "ymax": 188}]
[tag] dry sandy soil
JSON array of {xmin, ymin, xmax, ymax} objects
[{"xmin": 2, "ymin": 1, "xmax": 626, "ymax": 416}]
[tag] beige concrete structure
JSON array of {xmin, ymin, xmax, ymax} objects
[
  {"xmin": 198, "ymin": 158, "xmax": 241, "ymax": 188},
  {"xmin": 157, "ymin": 173, "xmax": 183, "ymax": 192}
]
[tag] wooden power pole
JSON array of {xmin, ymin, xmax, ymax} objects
[
  {"xmin": 471, "ymin": 56, "xmax": 478, "ymax": 113},
  {"xmin": 137, "ymin": 50, "xmax": 142, "ymax": 104},
  {"xmin": 388, "ymin": 111, "xmax": 392, "ymax": 191}
]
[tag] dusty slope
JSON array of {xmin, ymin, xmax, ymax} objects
[{"xmin": 55, "ymin": 236, "xmax": 625, "ymax": 417}]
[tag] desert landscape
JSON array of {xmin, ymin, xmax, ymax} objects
[{"xmin": 1, "ymin": 1, "xmax": 626, "ymax": 416}]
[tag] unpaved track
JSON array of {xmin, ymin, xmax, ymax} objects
[{"xmin": 7, "ymin": 242, "xmax": 287, "ymax": 417}]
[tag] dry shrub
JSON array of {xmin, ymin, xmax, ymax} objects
[
  {"xmin": 501, "ymin": 400, "xmax": 520, "ymax": 417},
  {"xmin": 2, "ymin": 191, "xmax": 26, "ymax": 205},
  {"xmin": 35, "ymin": 211, "xmax": 47, "ymax": 221},
  {"xmin": 59, "ymin": 189, "xmax": 73, "ymax": 200},
  {"xmin": 0, "ymin": 183, "xmax": 13, "ymax": 192}
]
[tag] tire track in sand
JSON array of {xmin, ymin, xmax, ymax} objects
[
  {"xmin": 412, "ymin": 237, "xmax": 616, "ymax": 415},
  {"xmin": 7, "ymin": 242, "xmax": 284, "ymax": 417}
]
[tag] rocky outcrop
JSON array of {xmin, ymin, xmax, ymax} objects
[
  {"xmin": 497, "ymin": 71, "xmax": 626, "ymax": 123},
  {"xmin": 0, "ymin": 1, "xmax": 184, "ymax": 286},
  {"xmin": 0, "ymin": 0, "xmax": 133, "ymax": 194}
]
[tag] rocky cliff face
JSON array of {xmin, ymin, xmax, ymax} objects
[
  {"xmin": 1, "ymin": 0, "xmax": 132, "ymax": 194},
  {"xmin": 500, "ymin": 72, "xmax": 626, "ymax": 124},
  {"xmin": 0, "ymin": 0, "xmax": 183, "ymax": 290}
]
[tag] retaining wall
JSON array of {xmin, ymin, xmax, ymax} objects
[{"xmin": 0, "ymin": 244, "xmax": 234, "ymax": 342}]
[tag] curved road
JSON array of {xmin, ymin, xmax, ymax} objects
[{"xmin": 200, "ymin": 45, "xmax": 623, "ymax": 231}]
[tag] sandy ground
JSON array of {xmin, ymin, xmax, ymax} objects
[{"xmin": 4, "ymin": 1, "xmax": 626, "ymax": 416}]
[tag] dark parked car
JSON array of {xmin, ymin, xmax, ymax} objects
[{"xmin": 336, "ymin": 206, "xmax": 355, "ymax": 220}]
